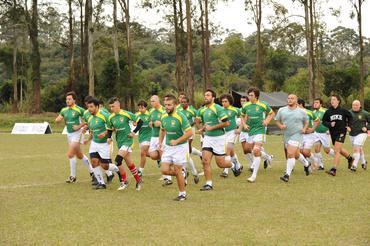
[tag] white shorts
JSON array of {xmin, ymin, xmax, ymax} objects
[
  {"xmin": 225, "ymin": 130, "xmax": 237, "ymax": 144},
  {"xmin": 239, "ymin": 132, "xmax": 249, "ymax": 143},
  {"xmin": 350, "ymin": 133, "xmax": 367, "ymax": 147},
  {"xmin": 189, "ymin": 127, "xmax": 196, "ymax": 140},
  {"xmin": 314, "ymin": 132, "xmax": 331, "ymax": 148},
  {"xmin": 247, "ymin": 134, "xmax": 266, "ymax": 144},
  {"xmin": 301, "ymin": 133, "xmax": 316, "ymax": 149},
  {"xmin": 149, "ymin": 137, "xmax": 159, "ymax": 153},
  {"xmin": 67, "ymin": 129, "xmax": 84, "ymax": 144},
  {"xmin": 139, "ymin": 141, "xmax": 150, "ymax": 148},
  {"xmin": 161, "ymin": 143, "xmax": 189, "ymax": 165},
  {"xmin": 285, "ymin": 140, "xmax": 301, "ymax": 148},
  {"xmin": 202, "ymin": 135, "xmax": 226, "ymax": 155},
  {"xmin": 89, "ymin": 141, "xmax": 110, "ymax": 160},
  {"xmin": 119, "ymin": 145, "xmax": 133, "ymax": 153}
]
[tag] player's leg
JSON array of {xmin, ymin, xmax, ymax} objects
[
  {"xmin": 121, "ymin": 147, "xmax": 142, "ymax": 191},
  {"xmin": 247, "ymin": 141, "xmax": 262, "ymax": 183},
  {"xmin": 200, "ymin": 149, "xmax": 214, "ymax": 191},
  {"xmin": 66, "ymin": 143, "xmax": 78, "ymax": 183},
  {"xmin": 280, "ymin": 141, "xmax": 300, "ymax": 182},
  {"xmin": 351, "ymin": 133, "xmax": 367, "ymax": 171},
  {"xmin": 220, "ymin": 143, "xmax": 233, "ymax": 178},
  {"xmin": 138, "ymin": 142, "xmax": 150, "ymax": 176},
  {"xmin": 186, "ymin": 140, "xmax": 199, "ymax": 183},
  {"xmin": 360, "ymin": 147, "xmax": 367, "ymax": 170},
  {"xmin": 242, "ymin": 141, "xmax": 254, "ymax": 171}
]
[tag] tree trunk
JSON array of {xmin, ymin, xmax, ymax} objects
[
  {"xmin": 303, "ymin": 0, "xmax": 314, "ymax": 103},
  {"xmin": 84, "ymin": 0, "xmax": 89, "ymax": 90},
  {"xmin": 254, "ymin": 0, "xmax": 263, "ymax": 88},
  {"xmin": 27, "ymin": 0, "xmax": 41, "ymax": 114},
  {"xmin": 86, "ymin": 0, "xmax": 94, "ymax": 96},
  {"xmin": 68, "ymin": 0, "xmax": 75, "ymax": 91},
  {"xmin": 204, "ymin": 0, "xmax": 211, "ymax": 90},
  {"xmin": 309, "ymin": 0, "xmax": 316, "ymax": 100},
  {"xmin": 179, "ymin": 0, "xmax": 187, "ymax": 90},
  {"xmin": 113, "ymin": 0, "xmax": 120, "ymax": 77},
  {"xmin": 173, "ymin": 0, "xmax": 184, "ymax": 92},
  {"xmin": 199, "ymin": 0, "xmax": 211, "ymax": 90},
  {"xmin": 12, "ymin": 27, "xmax": 18, "ymax": 113},
  {"xmin": 358, "ymin": 0, "xmax": 364, "ymax": 105},
  {"xmin": 79, "ymin": 0, "xmax": 84, "ymax": 75},
  {"xmin": 185, "ymin": 0, "xmax": 194, "ymax": 104}
]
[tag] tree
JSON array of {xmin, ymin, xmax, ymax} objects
[
  {"xmin": 112, "ymin": 0, "xmax": 120, "ymax": 77},
  {"xmin": 185, "ymin": 0, "xmax": 195, "ymax": 103},
  {"xmin": 25, "ymin": 0, "xmax": 41, "ymax": 113},
  {"xmin": 67, "ymin": 0, "xmax": 75, "ymax": 91},
  {"xmin": 199, "ymin": 0, "xmax": 211, "ymax": 90},
  {"xmin": 349, "ymin": 0, "xmax": 366, "ymax": 105},
  {"xmin": 245, "ymin": 0, "xmax": 263, "ymax": 88},
  {"xmin": 85, "ymin": 0, "xmax": 94, "ymax": 96}
]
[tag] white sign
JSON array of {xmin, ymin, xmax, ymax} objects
[{"xmin": 11, "ymin": 122, "xmax": 52, "ymax": 134}]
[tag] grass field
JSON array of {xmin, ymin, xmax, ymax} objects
[{"xmin": 0, "ymin": 133, "xmax": 370, "ymax": 245}]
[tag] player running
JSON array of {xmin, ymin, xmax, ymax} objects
[
  {"xmin": 196, "ymin": 89, "xmax": 240, "ymax": 191},
  {"xmin": 219, "ymin": 94, "xmax": 242, "ymax": 178},
  {"xmin": 158, "ymin": 95, "xmax": 193, "ymax": 201},
  {"xmin": 149, "ymin": 95, "xmax": 172, "ymax": 186},
  {"xmin": 107, "ymin": 97, "xmax": 143, "ymax": 191},
  {"xmin": 135, "ymin": 100, "xmax": 152, "ymax": 177},
  {"xmin": 276, "ymin": 94, "xmax": 311, "ymax": 183},
  {"xmin": 241, "ymin": 88, "xmax": 274, "ymax": 183},
  {"xmin": 322, "ymin": 95, "xmax": 354, "ymax": 176},
  {"xmin": 297, "ymin": 98, "xmax": 320, "ymax": 169},
  {"xmin": 348, "ymin": 100, "xmax": 369, "ymax": 171},
  {"xmin": 55, "ymin": 91, "xmax": 94, "ymax": 183}
]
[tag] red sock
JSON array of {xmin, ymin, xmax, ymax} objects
[
  {"xmin": 120, "ymin": 170, "xmax": 127, "ymax": 182},
  {"xmin": 129, "ymin": 164, "xmax": 141, "ymax": 183}
]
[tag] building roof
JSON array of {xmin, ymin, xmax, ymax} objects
[{"xmin": 231, "ymin": 90, "xmax": 289, "ymax": 108}]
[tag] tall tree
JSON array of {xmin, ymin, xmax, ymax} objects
[
  {"xmin": 67, "ymin": 0, "xmax": 75, "ymax": 91},
  {"xmin": 245, "ymin": 0, "xmax": 263, "ymax": 88},
  {"xmin": 199, "ymin": 0, "xmax": 211, "ymax": 90},
  {"xmin": 185, "ymin": 0, "xmax": 195, "ymax": 103},
  {"xmin": 112, "ymin": 0, "xmax": 120, "ymax": 77},
  {"xmin": 25, "ymin": 0, "xmax": 41, "ymax": 113},
  {"xmin": 173, "ymin": 0, "xmax": 185, "ymax": 92},
  {"xmin": 85, "ymin": 0, "xmax": 94, "ymax": 96},
  {"xmin": 349, "ymin": 0, "xmax": 366, "ymax": 105},
  {"xmin": 78, "ymin": 0, "xmax": 84, "ymax": 76}
]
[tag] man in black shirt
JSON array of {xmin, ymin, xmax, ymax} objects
[{"xmin": 322, "ymin": 95, "xmax": 354, "ymax": 176}]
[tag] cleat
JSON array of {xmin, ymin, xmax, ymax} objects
[
  {"xmin": 66, "ymin": 176, "xmax": 77, "ymax": 183},
  {"xmin": 304, "ymin": 164, "xmax": 312, "ymax": 176},
  {"xmin": 325, "ymin": 168, "xmax": 336, "ymax": 176},
  {"xmin": 106, "ymin": 174, "xmax": 114, "ymax": 184},
  {"xmin": 93, "ymin": 183, "xmax": 106, "ymax": 190},
  {"xmin": 117, "ymin": 181, "xmax": 129, "ymax": 191},
  {"xmin": 247, "ymin": 176, "xmax": 256, "ymax": 183},
  {"xmin": 249, "ymin": 168, "xmax": 254, "ymax": 173},
  {"xmin": 231, "ymin": 167, "xmax": 241, "ymax": 177},
  {"xmin": 193, "ymin": 175, "xmax": 200, "ymax": 184},
  {"xmin": 280, "ymin": 174, "xmax": 289, "ymax": 182},
  {"xmin": 347, "ymin": 156, "xmax": 354, "ymax": 169},
  {"xmin": 138, "ymin": 170, "xmax": 143, "ymax": 177},
  {"xmin": 318, "ymin": 166, "xmax": 325, "ymax": 171},
  {"xmin": 157, "ymin": 160, "xmax": 161, "ymax": 168},
  {"xmin": 219, "ymin": 172, "xmax": 228, "ymax": 178},
  {"xmin": 264, "ymin": 155, "xmax": 273, "ymax": 169},
  {"xmin": 173, "ymin": 194, "xmax": 187, "ymax": 201},
  {"xmin": 162, "ymin": 178, "xmax": 173, "ymax": 186},
  {"xmin": 350, "ymin": 166, "xmax": 357, "ymax": 172},
  {"xmin": 200, "ymin": 184, "xmax": 213, "ymax": 191},
  {"xmin": 91, "ymin": 178, "xmax": 99, "ymax": 186},
  {"xmin": 240, "ymin": 165, "xmax": 244, "ymax": 171},
  {"xmin": 362, "ymin": 163, "xmax": 367, "ymax": 170},
  {"xmin": 135, "ymin": 180, "xmax": 142, "ymax": 191}
]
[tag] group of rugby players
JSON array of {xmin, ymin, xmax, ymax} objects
[{"xmin": 56, "ymin": 88, "xmax": 369, "ymax": 201}]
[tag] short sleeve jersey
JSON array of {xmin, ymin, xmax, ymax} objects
[
  {"xmin": 161, "ymin": 111, "xmax": 191, "ymax": 146},
  {"xmin": 109, "ymin": 110, "xmax": 139, "ymax": 148},
  {"xmin": 241, "ymin": 100, "xmax": 273, "ymax": 136},
  {"xmin": 313, "ymin": 107, "xmax": 329, "ymax": 133},
  {"xmin": 305, "ymin": 109, "xmax": 319, "ymax": 129},
  {"xmin": 87, "ymin": 110, "xmax": 112, "ymax": 143},
  {"xmin": 224, "ymin": 106, "xmax": 241, "ymax": 132},
  {"xmin": 150, "ymin": 106, "xmax": 165, "ymax": 138},
  {"xmin": 135, "ymin": 111, "xmax": 152, "ymax": 143},
  {"xmin": 275, "ymin": 106, "xmax": 308, "ymax": 143},
  {"xmin": 178, "ymin": 106, "xmax": 198, "ymax": 126},
  {"xmin": 197, "ymin": 103, "xmax": 228, "ymax": 137},
  {"xmin": 59, "ymin": 105, "xmax": 85, "ymax": 133}
]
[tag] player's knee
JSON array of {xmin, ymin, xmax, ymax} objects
[
  {"xmin": 115, "ymin": 155, "xmax": 123, "ymax": 166},
  {"xmin": 252, "ymin": 147, "xmax": 261, "ymax": 156}
]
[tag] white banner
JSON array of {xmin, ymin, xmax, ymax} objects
[{"xmin": 11, "ymin": 122, "xmax": 52, "ymax": 134}]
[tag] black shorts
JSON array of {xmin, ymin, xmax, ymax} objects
[
  {"xmin": 330, "ymin": 132, "xmax": 346, "ymax": 145},
  {"xmin": 202, "ymin": 147, "xmax": 225, "ymax": 156},
  {"xmin": 89, "ymin": 152, "xmax": 111, "ymax": 164}
]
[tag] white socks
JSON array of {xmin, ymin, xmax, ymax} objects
[
  {"xmin": 286, "ymin": 158, "xmax": 295, "ymax": 176},
  {"xmin": 231, "ymin": 154, "xmax": 241, "ymax": 169},
  {"xmin": 353, "ymin": 152, "xmax": 360, "ymax": 168},
  {"xmin": 206, "ymin": 180, "xmax": 213, "ymax": 186},
  {"xmin": 163, "ymin": 175, "xmax": 172, "ymax": 181},
  {"xmin": 251, "ymin": 156, "xmax": 261, "ymax": 179},
  {"xmin": 108, "ymin": 164, "xmax": 119, "ymax": 173},
  {"xmin": 360, "ymin": 153, "xmax": 367, "ymax": 164},
  {"xmin": 81, "ymin": 155, "xmax": 94, "ymax": 173},
  {"xmin": 191, "ymin": 147, "xmax": 202, "ymax": 157},
  {"xmin": 93, "ymin": 167, "xmax": 105, "ymax": 184},
  {"xmin": 314, "ymin": 152, "xmax": 323, "ymax": 167},
  {"xmin": 223, "ymin": 168, "xmax": 229, "ymax": 174},
  {"xmin": 245, "ymin": 153, "xmax": 254, "ymax": 168},
  {"xmin": 69, "ymin": 157, "xmax": 77, "ymax": 177},
  {"xmin": 105, "ymin": 170, "xmax": 113, "ymax": 176},
  {"xmin": 187, "ymin": 157, "xmax": 198, "ymax": 176},
  {"xmin": 328, "ymin": 148, "xmax": 335, "ymax": 157},
  {"xmin": 139, "ymin": 167, "xmax": 144, "ymax": 174},
  {"xmin": 298, "ymin": 154, "xmax": 309, "ymax": 167},
  {"xmin": 261, "ymin": 151, "xmax": 272, "ymax": 161}
]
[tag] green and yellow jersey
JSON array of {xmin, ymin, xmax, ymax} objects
[
  {"xmin": 87, "ymin": 110, "xmax": 112, "ymax": 143},
  {"xmin": 135, "ymin": 111, "xmax": 152, "ymax": 143},
  {"xmin": 149, "ymin": 106, "xmax": 166, "ymax": 138},
  {"xmin": 224, "ymin": 106, "xmax": 241, "ymax": 132},
  {"xmin": 161, "ymin": 111, "xmax": 191, "ymax": 146},
  {"xmin": 305, "ymin": 109, "xmax": 319, "ymax": 129},
  {"xmin": 197, "ymin": 103, "xmax": 228, "ymax": 137},
  {"xmin": 109, "ymin": 110, "xmax": 139, "ymax": 148},
  {"xmin": 59, "ymin": 105, "xmax": 85, "ymax": 133},
  {"xmin": 313, "ymin": 107, "xmax": 329, "ymax": 133},
  {"xmin": 241, "ymin": 100, "xmax": 273, "ymax": 136},
  {"xmin": 177, "ymin": 105, "xmax": 198, "ymax": 126}
]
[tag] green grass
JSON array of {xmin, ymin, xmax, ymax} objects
[{"xmin": 0, "ymin": 134, "xmax": 369, "ymax": 245}]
